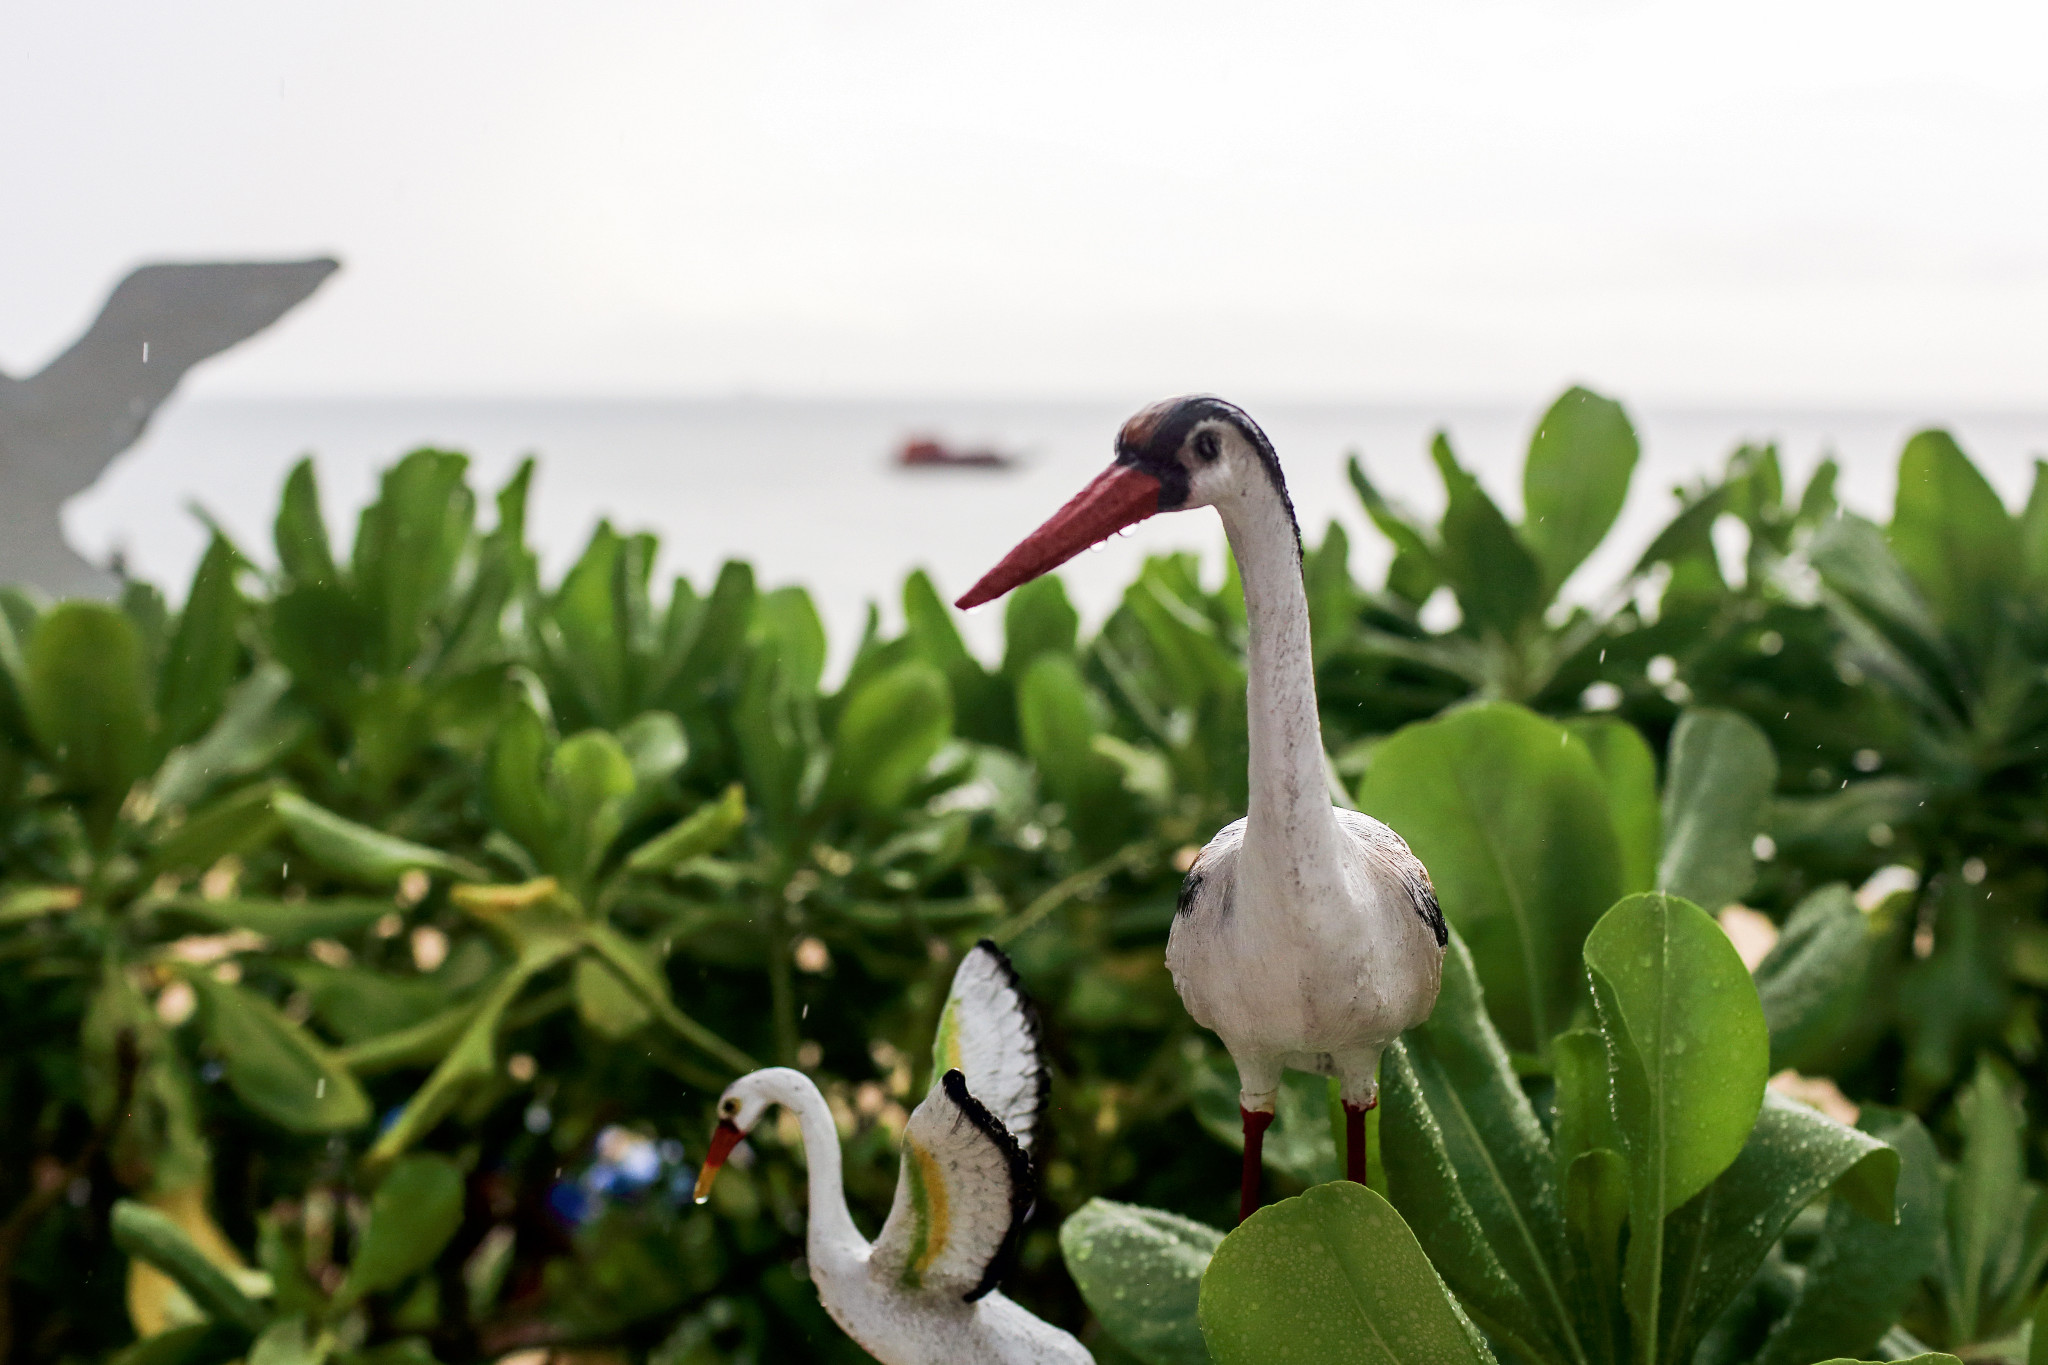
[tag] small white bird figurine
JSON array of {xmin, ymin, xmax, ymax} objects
[
  {"xmin": 693, "ymin": 940, "xmax": 1090, "ymax": 1364},
  {"xmin": 957, "ymin": 396, "xmax": 1447, "ymax": 1222}
]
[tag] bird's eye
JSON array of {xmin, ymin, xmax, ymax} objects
[
  {"xmin": 720, "ymin": 1098, "xmax": 739, "ymax": 1117},
  {"xmin": 1192, "ymin": 429, "xmax": 1222, "ymax": 463}
]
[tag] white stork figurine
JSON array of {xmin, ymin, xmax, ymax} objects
[
  {"xmin": 693, "ymin": 941, "xmax": 1090, "ymax": 1364},
  {"xmin": 956, "ymin": 396, "xmax": 1447, "ymax": 1222}
]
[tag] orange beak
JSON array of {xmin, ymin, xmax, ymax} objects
[
  {"xmin": 692, "ymin": 1120, "xmax": 745, "ymax": 1205},
  {"xmin": 955, "ymin": 464, "xmax": 1163, "ymax": 609}
]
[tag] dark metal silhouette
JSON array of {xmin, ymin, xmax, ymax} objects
[{"xmin": 0, "ymin": 259, "xmax": 339, "ymax": 595}]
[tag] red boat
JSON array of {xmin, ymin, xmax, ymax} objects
[{"xmin": 896, "ymin": 437, "xmax": 1016, "ymax": 470}]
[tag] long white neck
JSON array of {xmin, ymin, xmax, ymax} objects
[
  {"xmin": 1215, "ymin": 471, "xmax": 1344, "ymax": 889},
  {"xmin": 753, "ymin": 1068, "xmax": 867, "ymax": 1262}
]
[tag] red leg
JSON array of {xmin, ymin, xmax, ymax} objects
[
  {"xmin": 1344, "ymin": 1097, "xmax": 1377, "ymax": 1185},
  {"xmin": 1239, "ymin": 1107, "xmax": 1275, "ymax": 1224}
]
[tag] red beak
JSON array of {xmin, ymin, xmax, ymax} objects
[
  {"xmin": 692, "ymin": 1120, "xmax": 745, "ymax": 1205},
  {"xmin": 955, "ymin": 464, "xmax": 1163, "ymax": 610}
]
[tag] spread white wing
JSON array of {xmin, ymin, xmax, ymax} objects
[
  {"xmin": 867, "ymin": 1069, "xmax": 1032, "ymax": 1302},
  {"xmin": 931, "ymin": 939, "xmax": 1047, "ymax": 1155}
]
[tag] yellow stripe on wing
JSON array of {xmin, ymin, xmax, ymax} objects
[{"xmin": 896, "ymin": 1137, "xmax": 952, "ymax": 1291}]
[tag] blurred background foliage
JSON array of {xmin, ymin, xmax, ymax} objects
[{"xmin": 1, "ymin": 388, "xmax": 2044, "ymax": 1364}]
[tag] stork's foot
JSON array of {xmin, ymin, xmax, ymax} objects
[
  {"xmin": 1239, "ymin": 1106, "xmax": 1275, "ymax": 1224},
  {"xmin": 1343, "ymin": 1097, "xmax": 1378, "ymax": 1186}
]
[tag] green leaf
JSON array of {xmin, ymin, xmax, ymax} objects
[
  {"xmin": 1653, "ymin": 1093, "xmax": 1898, "ymax": 1364},
  {"xmin": 1059, "ymin": 1199, "xmax": 1219, "ymax": 1365},
  {"xmin": 337, "ymin": 1154, "xmax": 465, "ymax": 1304},
  {"xmin": 1305, "ymin": 521, "xmax": 1360, "ymax": 667},
  {"xmin": 190, "ymin": 972, "xmax": 371, "ymax": 1133},
  {"xmin": 1568, "ymin": 716, "xmax": 1660, "ymax": 895},
  {"xmin": 574, "ymin": 956, "xmax": 653, "ymax": 1039},
  {"xmin": 1522, "ymin": 386, "xmax": 1640, "ymax": 593},
  {"xmin": 1585, "ymin": 893, "xmax": 1768, "ymax": 1217},
  {"xmin": 159, "ymin": 536, "xmax": 247, "ymax": 752},
  {"xmin": 154, "ymin": 663, "xmax": 305, "ymax": 813},
  {"xmin": 625, "ymin": 784, "xmax": 748, "ymax": 874},
  {"xmin": 548, "ymin": 729, "xmax": 637, "ymax": 876},
  {"xmin": 1947, "ymin": 1056, "xmax": 2027, "ymax": 1338},
  {"xmin": 903, "ymin": 569, "xmax": 1006, "ymax": 743},
  {"xmin": 26, "ymin": 601, "xmax": 154, "ymax": 811},
  {"xmin": 367, "ymin": 945, "xmax": 567, "ymax": 1164},
  {"xmin": 249, "ymin": 1316, "xmax": 330, "ymax": 1365},
  {"xmin": 1347, "ymin": 454, "xmax": 1443, "ymax": 606},
  {"xmin": 1657, "ymin": 708, "xmax": 1776, "ymax": 913},
  {"xmin": 1355, "ymin": 702, "xmax": 1623, "ymax": 1052},
  {"xmin": 1584, "ymin": 892, "xmax": 1769, "ymax": 1360},
  {"xmin": 2021, "ymin": 459, "xmax": 2048, "ymax": 593},
  {"xmin": 752, "ymin": 586, "xmax": 827, "ymax": 696},
  {"xmin": 272, "ymin": 790, "xmax": 483, "ymax": 885},
  {"xmin": 1889, "ymin": 429, "xmax": 2017, "ymax": 640},
  {"xmin": 1198, "ymin": 1182, "xmax": 1496, "ymax": 1365},
  {"xmin": 1754, "ymin": 1108, "xmax": 1941, "ymax": 1365},
  {"xmin": 1430, "ymin": 432, "xmax": 1544, "ymax": 637},
  {"xmin": 111, "ymin": 1200, "xmax": 267, "ymax": 1333},
  {"xmin": 1016, "ymin": 653, "xmax": 1126, "ymax": 838},
  {"xmin": 826, "ymin": 661, "xmax": 952, "ymax": 815},
  {"xmin": 1380, "ymin": 933, "xmax": 1588, "ymax": 1365},
  {"xmin": 157, "ymin": 897, "xmax": 394, "ymax": 949},
  {"xmin": 1186, "ymin": 1051, "xmax": 1336, "ymax": 1187},
  {"xmin": 278, "ymin": 962, "xmax": 454, "ymax": 1044},
  {"xmin": 1002, "ymin": 575, "xmax": 1079, "ymax": 679},
  {"xmin": 275, "ymin": 458, "xmax": 339, "ymax": 589},
  {"xmin": 350, "ymin": 449, "xmax": 475, "ymax": 672},
  {"xmin": 486, "ymin": 694, "xmax": 556, "ymax": 864},
  {"xmin": 107, "ymin": 1322, "xmax": 251, "ymax": 1365},
  {"xmin": 1754, "ymin": 885, "xmax": 1873, "ymax": 1073}
]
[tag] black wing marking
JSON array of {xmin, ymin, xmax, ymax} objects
[{"xmin": 942, "ymin": 1069, "xmax": 1036, "ymax": 1303}]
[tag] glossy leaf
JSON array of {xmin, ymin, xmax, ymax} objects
[
  {"xmin": 1586, "ymin": 892, "xmax": 1767, "ymax": 1218},
  {"xmin": 337, "ymin": 1154, "xmax": 466, "ymax": 1303},
  {"xmin": 1753, "ymin": 1108, "xmax": 1941, "ymax": 1365},
  {"xmin": 1522, "ymin": 387, "xmax": 1640, "ymax": 594},
  {"xmin": 1656, "ymin": 708, "xmax": 1776, "ymax": 913},
  {"xmin": 1380, "ymin": 933, "xmax": 1587, "ymax": 1365},
  {"xmin": 1198, "ymin": 1181, "xmax": 1496, "ymax": 1365},
  {"xmin": 190, "ymin": 972, "xmax": 371, "ymax": 1133},
  {"xmin": 1060, "ymin": 1199, "xmax": 1219, "ymax": 1365},
  {"xmin": 1651, "ymin": 1092, "xmax": 1898, "ymax": 1364},
  {"xmin": 1754, "ymin": 884, "xmax": 1873, "ymax": 1073},
  {"xmin": 1356, "ymin": 702, "xmax": 1623, "ymax": 1052},
  {"xmin": 1569, "ymin": 715, "xmax": 1660, "ymax": 896}
]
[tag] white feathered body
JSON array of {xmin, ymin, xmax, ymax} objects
[{"xmin": 1166, "ymin": 808, "xmax": 1446, "ymax": 1107}]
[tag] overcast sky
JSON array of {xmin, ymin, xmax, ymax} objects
[{"xmin": 5, "ymin": 1, "xmax": 2047, "ymax": 405}]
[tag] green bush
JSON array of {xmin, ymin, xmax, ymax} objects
[{"xmin": 0, "ymin": 394, "xmax": 2042, "ymax": 1364}]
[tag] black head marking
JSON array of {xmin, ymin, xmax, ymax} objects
[{"xmin": 1114, "ymin": 396, "xmax": 1300, "ymax": 550}]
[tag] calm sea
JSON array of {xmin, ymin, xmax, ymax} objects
[{"xmin": 69, "ymin": 397, "xmax": 2048, "ymax": 669}]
